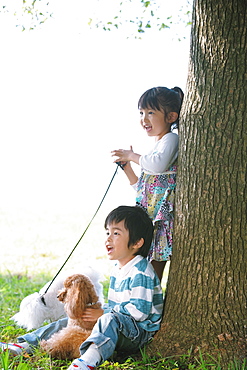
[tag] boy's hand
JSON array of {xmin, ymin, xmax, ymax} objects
[{"xmin": 81, "ymin": 307, "xmax": 104, "ymax": 322}]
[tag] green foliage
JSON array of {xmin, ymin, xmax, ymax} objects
[
  {"xmin": 0, "ymin": 0, "xmax": 52, "ymax": 31},
  {"xmin": 0, "ymin": 0, "xmax": 192, "ymax": 37},
  {"xmin": 89, "ymin": 0, "xmax": 192, "ymax": 38}
]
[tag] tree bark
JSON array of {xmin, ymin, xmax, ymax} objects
[{"xmin": 150, "ymin": 0, "xmax": 247, "ymax": 365}]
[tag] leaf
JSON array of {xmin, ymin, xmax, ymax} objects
[
  {"xmin": 143, "ymin": 1, "xmax": 151, "ymax": 7},
  {"xmin": 159, "ymin": 23, "xmax": 169, "ymax": 30}
]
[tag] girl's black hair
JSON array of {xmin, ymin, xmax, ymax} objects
[
  {"xmin": 104, "ymin": 205, "xmax": 154, "ymax": 258},
  {"xmin": 138, "ymin": 86, "xmax": 184, "ymax": 130}
]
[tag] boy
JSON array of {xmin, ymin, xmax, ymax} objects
[{"xmin": 1, "ymin": 206, "xmax": 163, "ymax": 370}]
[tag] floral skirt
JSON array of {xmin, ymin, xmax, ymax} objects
[{"xmin": 136, "ymin": 169, "xmax": 176, "ymax": 262}]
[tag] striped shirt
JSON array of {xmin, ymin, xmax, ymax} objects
[{"xmin": 104, "ymin": 255, "xmax": 164, "ymax": 332}]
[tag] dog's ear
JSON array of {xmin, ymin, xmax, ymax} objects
[
  {"xmin": 84, "ymin": 279, "xmax": 100, "ymax": 306},
  {"xmin": 65, "ymin": 279, "xmax": 86, "ymax": 318}
]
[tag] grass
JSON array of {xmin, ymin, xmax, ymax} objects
[{"xmin": 1, "ymin": 273, "xmax": 246, "ymax": 370}]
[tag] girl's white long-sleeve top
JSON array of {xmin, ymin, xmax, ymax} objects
[{"xmin": 139, "ymin": 132, "xmax": 178, "ymax": 175}]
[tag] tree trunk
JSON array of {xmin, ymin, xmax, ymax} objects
[{"xmin": 150, "ymin": 0, "xmax": 247, "ymax": 365}]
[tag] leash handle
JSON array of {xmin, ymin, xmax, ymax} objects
[
  {"xmin": 42, "ymin": 164, "xmax": 120, "ymax": 296},
  {"xmin": 116, "ymin": 161, "xmax": 127, "ymax": 170}
]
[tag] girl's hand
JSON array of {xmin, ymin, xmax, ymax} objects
[
  {"xmin": 81, "ymin": 307, "xmax": 104, "ymax": 322},
  {"xmin": 111, "ymin": 146, "xmax": 140, "ymax": 185},
  {"xmin": 111, "ymin": 146, "xmax": 134, "ymax": 162}
]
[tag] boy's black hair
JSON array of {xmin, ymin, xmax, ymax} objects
[{"xmin": 104, "ymin": 205, "xmax": 154, "ymax": 258}]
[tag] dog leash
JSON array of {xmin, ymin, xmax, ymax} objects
[{"xmin": 41, "ymin": 162, "xmax": 125, "ymax": 305}]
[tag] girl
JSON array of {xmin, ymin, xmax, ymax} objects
[{"xmin": 111, "ymin": 86, "xmax": 184, "ymax": 281}]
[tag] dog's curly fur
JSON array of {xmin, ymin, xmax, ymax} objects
[
  {"xmin": 11, "ymin": 267, "xmax": 104, "ymax": 331},
  {"xmin": 40, "ymin": 273, "xmax": 102, "ymax": 360}
]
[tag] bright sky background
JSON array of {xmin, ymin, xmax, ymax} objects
[
  {"xmin": 0, "ymin": 0, "xmax": 191, "ymax": 275},
  {"xmin": 0, "ymin": 0, "xmax": 191, "ymax": 213}
]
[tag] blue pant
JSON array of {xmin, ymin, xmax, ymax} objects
[
  {"xmin": 17, "ymin": 312, "xmax": 154, "ymax": 364},
  {"xmin": 17, "ymin": 318, "xmax": 68, "ymax": 347},
  {"xmin": 79, "ymin": 312, "xmax": 155, "ymax": 364}
]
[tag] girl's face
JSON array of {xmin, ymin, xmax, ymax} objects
[{"xmin": 139, "ymin": 107, "xmax": 171, "ymax": 141}]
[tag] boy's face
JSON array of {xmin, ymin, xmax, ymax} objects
[{"xmin": 105, "ymin": 220, "xmax": 141, "ymax": 268}]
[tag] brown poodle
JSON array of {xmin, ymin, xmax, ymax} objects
[{"xmin": 40, "ymin": 273, "xmax": 102, "ymax": 360}]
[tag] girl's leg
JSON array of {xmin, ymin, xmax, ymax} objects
[{"xmin": 151, "ymin": 260, "xmax": 166, "ymax": 282}]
